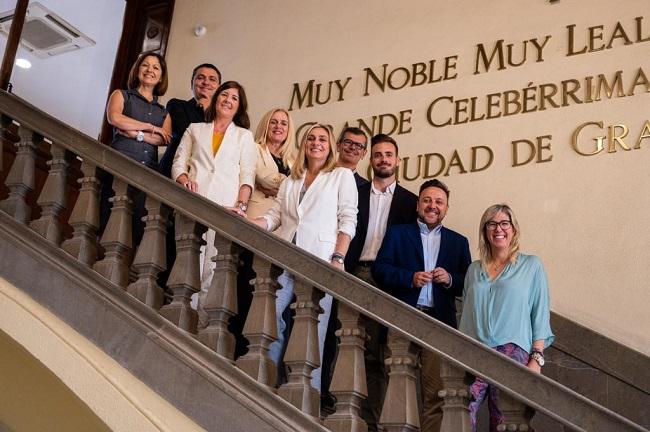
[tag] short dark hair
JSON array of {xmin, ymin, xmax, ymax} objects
[
  {"xmin": 419, "ymin": 179, "xmax": 450, "ymax": 199},
  {"xmin": 128, "ymin": 51, "xmax": 168, "ymax": 96},
  {"xmin": 337, "ymin": 126, "xmax": 368, "ymax": 144},
  {"xmin": 205, "ymin": 81, "xmax": 250, "ymax": 129},
  {"xmin": 370, "ymin": 133, "xmax": 399, "ymax": 154},
  {"xmin": 191, "ymin": 63, "xmax": 221, "ymax": 84}
]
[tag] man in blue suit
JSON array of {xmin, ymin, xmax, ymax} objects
[{"xmin": 372, "ymin": 178, "xmax": 471, "ymax": 432}]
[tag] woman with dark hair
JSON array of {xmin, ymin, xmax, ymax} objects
[
  {"xmin": 459, "ymin": 204, "xmax": 554, "ymax": 432},
  {"xmin": 246, "ymin": 123, "xmax": 357, "ymax": 395},
  {"xmin": 106, "ymin": 51, "xmax": 172, "ymax": 167},
  {"xmin": 102, "ymin": 51, "xmax": 173, "ymax": 242},
  {"xmin": 172, "ymin": 81, "xmax": 257, "ymax": 303}
]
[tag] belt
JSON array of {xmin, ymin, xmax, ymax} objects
[{"xmin": 358, "ymin": 261, "xmax": 374, "ymax": 268}]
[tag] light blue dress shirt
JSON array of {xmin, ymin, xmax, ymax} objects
[
  {"xmin": 416, "ymin": 220, "xmax": 442, "ymax": 308},
  {"xmin": 459, "ymin": 254, "xmax": 555, "ymax": 353}
]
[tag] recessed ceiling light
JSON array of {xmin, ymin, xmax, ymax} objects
[{"xmin": 15, "ymin": 58, "xmax": 32, "ymax": 69}]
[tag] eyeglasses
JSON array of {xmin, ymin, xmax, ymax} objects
[
  {"xmin": 485, "ymin": 220, "xmax": 512, "ymax": 231},
  {"xmin": 341, "ymin": 138, "xmax": 367, "ymax": 151}
]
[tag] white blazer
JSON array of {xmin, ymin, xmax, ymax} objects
[
  {"xmin": 263, "ymin": 167, "xmax": 358, "ymax": 261},
  {"xmin": 171, "ymin": 121, "xmax": 257, "ymax": 206}
]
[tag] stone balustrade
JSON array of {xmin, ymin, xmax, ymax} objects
[{"xmin": 1, "ymin": 90, "xmax": 643, "ymax": 432}]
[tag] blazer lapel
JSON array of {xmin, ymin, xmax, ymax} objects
[
  {"xmin": 436, "ymin": 227, "xmax": 449, "ymax": 267},
  {"xmin": 408, "ymin": 223, "xmax": 425, "ymax": 267}
]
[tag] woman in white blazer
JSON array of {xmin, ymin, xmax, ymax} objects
[
  {"xmin": 247, "ymin": 108, "xmax": 298, "ymax": 219},
  {"xmin": 171, "ymin": 81, "xmax": 257, "ymax": 304},
  {"xmin": 249, "ymin": 123, "xmax": 357, "ymax": 394}
]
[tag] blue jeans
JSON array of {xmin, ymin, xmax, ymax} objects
[{"xmin": 268, "ymin": 271, "xmax": 333, "ymax": 392}]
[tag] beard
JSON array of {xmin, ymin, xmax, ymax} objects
[{"xmin": 373, "ymin": 165, "xmax": 395, "ymax": 178}]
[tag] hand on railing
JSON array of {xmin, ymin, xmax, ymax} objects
[{"xmin": 175, "ymin": 173, "xmax": 199, "ymax": 193}]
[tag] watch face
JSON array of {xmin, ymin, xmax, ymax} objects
[{"xmin": 136, "ymin": 131, "xmax": 145, "ymax": 142}]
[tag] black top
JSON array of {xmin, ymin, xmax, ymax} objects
[
  {"xmin": 110, "ymin": 89, "xmax": 167, "ymax": 169},
  {"xmin": 158, "ymin": 97, "xmax": 206, "ymax": 178},
  {"xmin": 271, "ymin": 153, "xmax": 291, "ymax": 176}
]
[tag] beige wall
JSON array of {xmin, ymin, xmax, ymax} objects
[
  {"xmin": 0, "ymin": 278, "xmax": 205, "ymax": 432},
  {"xmin": 165, "ymin": 0, "xmax": 650, "ymax": 355}
]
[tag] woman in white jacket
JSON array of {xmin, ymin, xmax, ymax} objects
[
  {"xmin": 249, "ymin": 123, "xmax": 357, "ymax": 393},
  {"xmin": 172, "ymin": 81, "xmax": 257, "ymax": 305}
]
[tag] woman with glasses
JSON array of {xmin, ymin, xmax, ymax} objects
[
  {"xmin": 459, "ymin": 204, "xmax": 554, "ymax": 432},
  {"xmin": 245, "ymin": 123, "xmax": 357, "ymax": 397}
]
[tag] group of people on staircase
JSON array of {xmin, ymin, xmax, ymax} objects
[{"xmin": 104, "ymin": 51, "xmax": 554, "ymax": 432}]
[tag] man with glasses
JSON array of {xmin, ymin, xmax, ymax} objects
[
  {"xmin": 336, "ymin": 126, "xmax": 370, "ymax": 186},
  {"xmin": 372, "ymin": 179, "xmax": 471, "ymax": 432},
  {"xmin": 343, "ymin": 133, "xmax": 418, "ymax": 431}
]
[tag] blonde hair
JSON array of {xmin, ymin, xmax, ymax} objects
[
  {"xmin": 478, "ymin": 203, "xmax": 521, "ymax": 271},
  {"xmin": 290, "ymin": 123, "xmax": 337, "ymax": 179},
  {"xmin": 254, "ymin": 108, "xmax": 297, "ymax": 168}
]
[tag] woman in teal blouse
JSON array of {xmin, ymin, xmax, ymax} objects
[{"xmin": 459, "ymin": 204, "xmax": 554, "ymax": 432}]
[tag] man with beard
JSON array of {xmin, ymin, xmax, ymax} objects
[
  {"xmin": 372, "ymin": 178, "xmax": 471, "ymax": 432},
  {"xmin": 344, "ymin": 133, "xmax": 418, "ymax": 431},
  {"xmin": 336, "ymin": 126, "xmax": 370, "ymax": 186}
]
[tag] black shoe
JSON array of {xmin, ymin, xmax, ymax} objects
[{"xmin": 320, "ymin": 392, "xmax": 337, "ymax": 416}]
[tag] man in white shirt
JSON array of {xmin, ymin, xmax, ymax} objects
[{"xmin": 344, "ymin": 134, "xmax": 418, "ymax": 431}]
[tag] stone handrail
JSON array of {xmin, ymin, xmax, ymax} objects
[{"xmin": 0, "ymin": 90, "xmax": 645, "ymax": 432}]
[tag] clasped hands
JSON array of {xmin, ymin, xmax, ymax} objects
[{"xmin": 412, "ymin": 267, "xmax": 450, "ymax": 288}]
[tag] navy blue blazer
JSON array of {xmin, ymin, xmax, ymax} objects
[{"xmin": 372, "ymin": 222, "xmax": 471, "ymax": 328}]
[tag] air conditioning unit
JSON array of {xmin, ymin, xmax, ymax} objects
[{"xmin": 0, "ymin": 2, "xmax": 95, "ymax": 59}]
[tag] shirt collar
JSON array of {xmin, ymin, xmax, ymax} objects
[
  {"xmin": 417, "ymin": 219, "xmax": 443, "ymax": 235},
  {"xmin": 370, "ymin": 180, "xmax": 396, "ymax": 195},
  {"xmin": 126, "ymin": 88, "xmax": 163, "ymax": 109}
]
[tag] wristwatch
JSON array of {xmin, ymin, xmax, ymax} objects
[
  {"xmin": 530, "ymin": 350, "xmax": 545, "ymax": 367},
  {"xmin": 136, "ymin": 130, "xmax": 145, "ymax": 142},
  {"xmin": 237, "ymin": 201, "xmax": 248, "ymax": 212},
  {"xmin": 330, "ymin": 253, "xmax": 345, "ymax": 264}
]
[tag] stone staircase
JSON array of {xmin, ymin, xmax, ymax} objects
[{"xmin": 0, "ymin": 90, "xmax": 647, "ymax": 432}]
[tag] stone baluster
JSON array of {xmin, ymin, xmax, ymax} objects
[
  {"xmin": 29, "ymin": 142, "xmax": 69, "ymax": 244},
  {"xmin": 439, "ymin": 358, "xmax": 471, "ymax": 432},
  {"xmin": 324, "ymin": 304, "xmax": 368, "ymax": 432},
  {"xmin": 496, "ymin": 392, "xmax": 534, "ymax": 432},
  {"xmin": 236, "ymin": 255, "xmax": 281, "ymax": 387},
  {"xmin": 93, "ymin": 178, "xmax": 133, "ymax": 287},
  {"xmin": 0, "ymin": 125, "xmax": 38, "ymax": 223},
  {"xmin": 277, "ymin": 277, "xmax": 323, "ymax": 417},
  {"xmin": 378, "ymin": 331, "xmax": 420, "ymax": 432},
  {"xmin": 0, "ymin": 115, "xmax": 16, "ymax": 172},
  {"xmin": 61, "ymin": 160, "xmax": 101, "ymax": 266},
  {"xmin": 198, "ymin": 232, "xmax": 241, "ymax": 360},
  {"xmin": 159, "ymin": 212, "xmax": 206, "ymax": 333},
  {"xmin": 126, "ymin": 195, "xmax": 168, "ymax": 309}
]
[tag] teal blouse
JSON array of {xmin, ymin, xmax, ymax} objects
[{"xmin": 459, "ymin": 254, "xmax": 555, "ymax": 353}]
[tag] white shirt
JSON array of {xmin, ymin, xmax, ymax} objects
[{"xmin": 359, "ymin": 181, "xmax": 396, "ymax": 262}]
